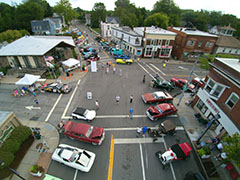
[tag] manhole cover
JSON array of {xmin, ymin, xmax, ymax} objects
[{"xmin": 30, "ymin": 116, "xmax": 39, "ymax": 121}]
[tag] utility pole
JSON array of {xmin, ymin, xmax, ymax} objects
[{"xmin": 177, "ymin": 55, "xmax": 199, "ymax": 106}]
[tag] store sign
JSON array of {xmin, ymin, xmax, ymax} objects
[{"xmin": 206, "ymin": 99, "xmax": 219, "ymax": 114}]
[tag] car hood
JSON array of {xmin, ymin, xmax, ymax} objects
[
  {"xmin": 91, "ymin": 127, "xmax": 104, "ymax": 138},
  {"xmin": 85, "ymin": 110, "xmax": 96, "ymax": 120},
  {"xmin": 147, "ymin": 106, "xmax": 159, "ymax": 113},
  {"xmin": 188, "ymin": 84, "xmax": 195, "ymax": 91},
  {"xmin": 143, "ymin": 93, "xmax": 154, "ymax": 101}
]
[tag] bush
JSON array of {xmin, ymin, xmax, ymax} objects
[
  {"xmin": 9, "ymin": 126, "xmax": 32, "ymax": 144},
  {"xmin": 0, "ymin": 139, "xmax": 21, "ymax": 154},
  {"xmin": 0, "ymin": 151, "xmax": 14, "ymax": 168},
  {"xmin": 72, "ymin": 49, "xmax": 77, "ymax": 59},
  {"xmin": 0, "ymin": 66, "xmax": 11, "ymax": 75}
]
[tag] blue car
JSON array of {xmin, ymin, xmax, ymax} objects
[{"xmin": 114, "ymin": 54, "xmax": 130, "ymax": 59}]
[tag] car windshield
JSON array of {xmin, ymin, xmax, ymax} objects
[
  {"xmin": 156, "ymin": 106, "xmax": 163, "ymax": 113},
  {"xmin": 85, "ymin": 126, "xmax": 93, "ymax": 137},
  {"xmin": 152, "ymin": 93, "xmax": 159, "ymax": 99}
]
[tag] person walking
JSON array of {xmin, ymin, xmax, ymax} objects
[
  {"xmin": 129, "ymin": 108, "xmax": 133, "ymax": 119},
  {"xmin": 116, "ymin": 96, "xmax": 120, "ymax": 104},
  {"xmin": 143, "ymin": 75, "xmax": 146, "ymax": 83},
  {"xmin": 130, "ymin": 95, "xmax": 133, "ymax": 103},
  {"xmin": 142, "ymin": 126, "xmax": 148, "ymax": 137},
  {"xmin": 119, "ymin": 69, "xmax": 122, "ymax": 76},
  {"xmin": 101, "ymin": 63, "xmax": 104, "ymax": 69},
  {"xmin": 113, "ymin": 67, "xmax": 116, "ymax": 74},
  {"xmin": 136, "ymin": 126, "xmax": 142, "ymax": 137},
  {"xmin": 106, "ymin": 67, "xmax": 109, "ymax": 73},
  {"xmin": 34, "ymin": 98, "xmax": 39, "ymax": 106},
  {"xmin": 32, "ymin": 91, "xmax": 36, "ymax": 97},
  {"xmin": 95, "ymin": 100, "xmax": 99, "ymax": 110}
]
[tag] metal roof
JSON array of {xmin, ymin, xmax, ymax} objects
[
  {"xmin": 0, "ymin": 35, "xmax": 75, "ymax": 56},
  {"xmin": 135, "ymin": 27, "xmax": 176, "ymax": 36},
  {"xmin": 173, "ymin": 27, "xmax": 218, "ymax": 37},
  {"xmin": 215, "ymin": 58, "xmax": 240, "ymax": 73}
]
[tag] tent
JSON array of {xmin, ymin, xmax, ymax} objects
[
  {"xmin": 62, "ymin": 58, "xmax": 80, "ymax": 67},
  {"xmin": 15, "ymin": 74, "xmax": 40, "ymax": 85}
]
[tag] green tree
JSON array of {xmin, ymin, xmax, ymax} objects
[
  {"xmin": 0, "ymin": 3, "xmax": 16, "ymax": 32},
  {"xmin": 223, "ymin": 133, "xmax": 240, "ymax": 166},
  {"xmin": 53, "ymin": 0, "xmax": 78, "ymax": 25},
  {"xmin": 135, "ymin": 7, "xmax": 149, "ymax": 27},
  {"xmin": 16, "ymin": 1, "xmax": 44, "ymax": 32},
  {"xmin": 152, "ymin": 0, "xmax": 181, "ymax": 26},
  {"xmin": 25, "ymin": 0, "xmax": 53, "ymax": 17},
  {"xmin": 91, "ymin": 2, "xmax": 106, "ymax": 28},
  {"xmin": 144, "ymin": 13, "xmax": 169, "ymax": 29}
]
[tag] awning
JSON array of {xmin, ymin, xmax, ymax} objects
[
  {"xmin": 62, "ymin": 58, "xmax": 80, "ymax": 67},
  {"xmin": 15, "ymin": 74, "xmax": 40, "ymax": 85}
]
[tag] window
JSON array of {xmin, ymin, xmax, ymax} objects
[
  {"xmin": 196, "ymin": 99, "xmax": 208, "ymax": 114},
  {"xmin": 236, "ymin": 49, "xmax": 238, "ymax": 54},
  {"xmin": 205, "ymin": 79, "xmax": 224, "ymax": 98},
  {"xmin": 33, "ymin": 57, "xmax": 41, "ymax": 68},
  {"xmin": 135, "ymin": 38, "xmax": 140, "ymax": 44},
  {"xmin": 225, "ymin": 93, "xmax": 239, "ymax": 109},
  {"xmin": 205, "ymin": 79, "xmax": 215, "ymax": 93},
  {"xmin": 187, "ymin": 40, "xmax": 195, "ymax": 46},
  {"xmin": 160, "ymin": 48, "xmax": 170, "ymax": 56},
  {"xmin": 198, "ymin": 41, "xmax": 202, "ymax": 47},
  {"xmin": 222, "ymin": 48, "xmax": 226, "ymax": 53},
  {"xmin": 205, "ymin": 42, "xmax": 213, "ymax": 48},
  {"xmin": 22, "ymin": 56, "xmax": 31, "ymax": 68},
  {"xmin": 121, "ymin": 34, "xmax": 124, "ymax": 40},
  {"xmin": 128, "ymin": 36, "xmax": 130, "ymax": 42},
  {"xmin": 212, "ymin": 85, "xmax": 223, "ymax": 97},
  {"xmin": 150, "ymin": 39, "xmax": 156, "ymax": 45},
  {"xmin": 158, "ymin": 40, "xmax": 162, "ymax": 46},
  {"xmin": 145, "ymin": 48, "xmax": 152, "ymax": 56},
  {"xmin": 229, "ymin": 49, "xmax": 232, "ymax": 53},
  {"xmin": 107, "ymin": 25, "xmax": 110, "ymax": 30},
  {"xmin": 165, "ymin": 40, "xmax": 170, "ymax": 46}
]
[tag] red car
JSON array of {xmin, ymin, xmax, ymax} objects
[
  {"xmin": 146, "ymin": 103, "xmax": 177, "ymax": 121},
  {"xmin": 170, "ymin": 77, "xmax": 195, "ymax": 92},
  {"xmin": 191, "ymin": 77, "xmax": 204, "ymax": 88},
  {"xmin": 142, "ymin": 91, "xmax": 173, "ymax": 104},
  {"xmin": 63, "ymin": 121, "xmax": 105, "ymax": 145},
  {"xmin": 86, "ymin": 56, "xmax": 100, "ymax": 64}
]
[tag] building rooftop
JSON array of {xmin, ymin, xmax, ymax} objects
[
  {"xmin": 216, "ymin": 35, "xmax": 240, "ymax": 48},
  {"xmin": 112, "ymin": 26, "xmax": 141, "ymax": 37},
  {"xmin": 134, "ymin": 26, "xmax": 176, "ymax": 36},
  {"xmin": 0, "ymin": 36, "xmax": 75, "ymax": 56},
  {"xmin": 216, "ymin": 58, "xmax": 240, "ymax": 73},
  {"xmin": 173, "ymin": 27, "xmax": 218, "ymax": 37},
  {"xmin": 0, "ymin": 111, "xmax": 11, "ymax": 125}
]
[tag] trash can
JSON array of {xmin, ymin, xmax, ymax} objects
[{"xmin": 87, "ymin": 92, "xmax": 92, "ymax": 99}]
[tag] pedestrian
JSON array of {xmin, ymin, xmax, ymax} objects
[
  {"xmin": 143, "ymin": 75, "xmax": 146, "ymax": 83},
  {"xmin": 109, "ymin": 61, "xmax": 111, "ymax": 67},
  {"xmin": 106, "ymin": 62, "xmax": 109, "ymax": 66},
  {"xmin": 163, "ymin": 63, "xmax": 166, "ymax": 68},
  {"xmin": 129, "ymin": 108, "xmax": 133, "ymax": 119},
  {"xmin": 119, "ymin": 69, "xmax": 122, "ymax": 76},
  {"xmin": 32, "ymin": 91, "xmax": 36, "ymax": 97},
  {"xmin": 116, "ymin": 95, "xmax": 120, "ymax": 104},
  {"xmin": 34, "ymin": 98, "xmax": 39, "ymax": 106},
  {"xmin": 112, "ymin": 64, "xmax": 115, "ymax": 68},
  {"xmin": 130, "ymin": 95, "xmax": 133, "ymax": 103},
  {"xmin": 101, "ymin": 63, "xmax": 104, "ymax": 69},
  {"xmin": 136, "ymin": 126, "xmax": 142, "ymax": 137},
  {"xmin": 142, "ymin": 126, "xmax": 148, "ymax": 137},
  {"xmin": 113, "ymin": 67, "xmax": 116, "ymax": 74},
  {"xmin": 95, "ymin": 100, "xmax": 99, "ymax": 110},
  {"xmin": 106, "ymin": 67, "xmax": 109, "ymax": 73},
  {"xmin": 155, "ymin": 74, "xmax": 159, "ymax": 80}
]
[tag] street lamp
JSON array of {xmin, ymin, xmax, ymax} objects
[{"xmin": 0, "ymin": 160, "xmax": 26, "ymax": 180}]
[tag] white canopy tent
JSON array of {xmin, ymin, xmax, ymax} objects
[
  {"xmin": 62, "ymin": 58, "xmax": 80, "ymax": 67},
  {"xmin": 15, "ymin": 74, "xmax": 41, "ymax": 85}
]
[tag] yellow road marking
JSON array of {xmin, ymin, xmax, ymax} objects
[{"xmin": 108, "ymin": 135, "xmax": 115, "ymax": 180}]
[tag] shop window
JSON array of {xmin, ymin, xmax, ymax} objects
[
  {"xmin": 158, "ymin": 40, "xmax": 162, "ymax": 46},
  {"xmin": 198, "ymin": 41, "xmax": 202, "ymax": 47},
  {"xmin": 145, "ymin": 48, "xmax": 152, "ymax": 56},
  {"xmin": 160, "ymin": 48, "xmax": 170, "ymax": 56},
  {"xmin": 165, "ymin": 40, "xmax": 170, "ymax": 46},
  {"xmin": 225, "ymin": 93, "xmax": 239, "ymax": 109}
]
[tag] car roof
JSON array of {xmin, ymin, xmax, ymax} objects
[
  {"xmin": 154, "ymin": 91, "xmax": 167, "ymax": 98},
  {"xmin": 73, "ymin": 107, "xmax": 87, "ymax": 115},
  {"xmin": 72, "ymin": 123, "xmax": 91, "ymax": 135},
  {"xmin": 157, "ymin": 103, "xmax": 172, "ymax": 111}
]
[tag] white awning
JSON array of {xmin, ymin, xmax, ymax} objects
[
  {"xmin": 15, "ymin": 74, "xmax": 40, "ymax": 85},
  {"xmin": 62, "ymin": 58, "xmax": 80, "ymax": 67}
]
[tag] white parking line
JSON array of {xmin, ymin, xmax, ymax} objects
[
  {"xmin": 139, "ymin": 144, "xmax": 146, "ymax": 180},
  {"xmin": 150, "ymin": 63, "xmax": 166, "ymax": 76},
  {"xmin": 114, "ymin": 137, "xmax": 164, "ymax": 144},
  {"xmin": 73, "ymin": 169, "xmax": 78, "ymax": 180},
  {"xmin": 146, "ymin": 64, "xmax": 164, "ymax": 80},
  {"xmin": 137, "ymin": 62, "xmax": 154, "ymax": 79},
  {"xmin": 45, "ymin": 94, "xmax": 63, "ymax": 122}
]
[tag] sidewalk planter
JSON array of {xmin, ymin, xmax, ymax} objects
[{"xmin": 30, "ymin": 164, "xmax": 44, "ymax": 177}]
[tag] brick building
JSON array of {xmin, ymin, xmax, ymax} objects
[
  {"xmin": 192, "ymin": 58, "xmax": 240, "ymax": 136},
  {"xmin": 167, "ymin": 27, "xmax": 218, "ymax": 61}
]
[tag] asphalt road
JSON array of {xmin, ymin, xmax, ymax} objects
[{"xmin": 0, "ymin": 23, "xmax": 209, "ymax": 180}]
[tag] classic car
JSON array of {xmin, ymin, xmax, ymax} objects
[
  {"xmin": 43, "ymin": 83, "xmax": 71, "ymax": 94},
  {"xmin": 142, "ymin": 91, "xmax": 173, "ymax": 103},
  {"xmin": 152, "ymin": 78, "xmax": 175, "ymax": 91},
  {"xmin": 116, "ymin": 59, "xmax": 133, "ymax": 64},
  {"xmin": 170, "ymin": 77, "xmax": 195, "ymax": 92},
  {"xmin": 72, "ymin": 107, "xmax": 96, "ymax": 122}
]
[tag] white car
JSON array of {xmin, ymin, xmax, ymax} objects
[
  {"xmin": 72, "ymin": 107, "xmax": 96, "ymax": 122},
  {"xmin": 52, "ymin": 144, "xmax": 96, "ymax": 172}
]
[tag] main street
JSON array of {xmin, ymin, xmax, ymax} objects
[{"xmin": 0, "ymin": 24, "xmax": 209, "ymax": 180}]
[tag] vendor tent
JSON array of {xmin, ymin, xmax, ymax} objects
[
  {"xmin": 15, "ymin": 74, "xmax": 40, "ymax": 85},
  {"xmin": 62, "ymin": 58, "xmax": 80, "ymax": 67}
]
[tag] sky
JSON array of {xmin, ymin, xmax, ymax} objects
[{"xmin": 1, "ymin": 0, "xmax": 240, "ymax": 18}]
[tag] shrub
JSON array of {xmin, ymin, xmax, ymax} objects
[
  {"xmin": 0, "ymin": 151, "xmax": 14, "ymax": 168},
  {"xmin": 9, "ymin": 126, "xmax": 32, "ymax": 143},
  {"xmin": 0, "ymin": 139, "xmax": 21, "ymax": 154},
  {"xmin": 72, "ymin": 49, "xmax": 77, "ymax": 59}
]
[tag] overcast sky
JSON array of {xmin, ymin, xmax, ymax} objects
[{"xmin": 1, "ymin": 0, "xmax": 240, "ymax": 18}]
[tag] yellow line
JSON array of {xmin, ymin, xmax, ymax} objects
[{"xmin": 108, "ymin": 135, "xmax": 115, "ymax": 180}]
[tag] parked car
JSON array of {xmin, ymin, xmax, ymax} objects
[
  {"xmin": 156, "ymin": 142, "xmax": 192, "ymax": 169},
  {"xmin": 72, "ymin": 107, "xmax": 96, "ymax": 122},
  {"xmin": 116, "ymin": 59, "xmax": 133, "ymax": 64},
  {"xmin": 170, "ymin": 77, "xmax": 195, "ymax": 92},
  {"xmin": 84, "ymin": 52, "xmax": 98, "ymax": 60},
  {"xmin": 146, "ymin": 103, "xmax": 177, "ymax": 121},
  {"xmin": 114, "ymin": 54, "xmax": 130, "ymax": 59},
  {"xmin": 142, "ymin": 91, "xmax": 173, "ymax": 104},
  {"xmin": 152, "ymin": 78, "xmax": 175, "ymax": 91},
  {"xmin": 110, "ymin": 48, "xmax": 123, "ymax": 55},
  {"xmin": 63, "ymin": 121, "xmax": 105, "ymax": 145},
  {"xmin": 86, "ymin": 56, "xmax": 100, "ymax": 64},
  {"xmin": 52, "ymin": 144, "xmax": 96, "ymax": 172},
  {"xmin": 191, "ymin": 77, "xmax": 205, "ymax": 88},
  {"xmin": 43, "ymin": 83, "xmax": 72, "ymax": 94}
]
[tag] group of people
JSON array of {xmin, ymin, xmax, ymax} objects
[
  {"xmin": 136, "ymin": 126, "xmax": 149, "ymax": 137},
  {"xmin": 101, "ymin": 62, "xmax": 122, "ymax": 76}
]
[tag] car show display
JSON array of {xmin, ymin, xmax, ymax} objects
[
  {"xmin": 43, "ymin": 83, "xmax": 72, "ymax": 94},
  {"xmin": 52, "ymin": 144, "xmax": 96, "ymax": 172},
  {"xmin": 152, "ymin": 78, "xmax": 175, "ymax": 91},
  {"xmin": 170, "ymin": 77, "xmax": 195, "ymax": 92},
  {"xmin": 72, "ymin": 107, "xmax": 96, "ymax": 122},
  {"xmin": 142, "ymin": 91, "xmax": 173, "ymax": 104},
  {"xmin": 116, "ymin": 58, "xmax": 133, "ymax": 64}
]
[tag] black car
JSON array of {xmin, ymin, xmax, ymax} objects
[
  {"xmin": 84, "ymin": 52, "xmax": 98, "ymax": 60},
  {"xmin": 43, "ymin": 83, "xmax": 72, "ymax": 94},
  {"xmin": 152, "ymin": 78, "xmax": 175, "ymax": 91}
]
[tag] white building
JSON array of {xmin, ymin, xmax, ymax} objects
[{"xmin": 100, "ymin": 17, "xmax": 119, "ymax": 39}]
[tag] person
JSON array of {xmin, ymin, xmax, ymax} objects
[
  {"xmin": 152, "ymin": 130, "xmax": 158, "ymax": 142},
  {"xmin": 113, "ymin": 67, "xmax": 116, "ymax": 74},
  {"xmin": 112, "ymin": 64, "xmax": 115, "ymax": 68},
  {"xmin": 119, "ymin": 69, "xmax": 122, "ymax": 76},
  {"xmin": 95, "ymin": 100, "xmax": 99, "ymax": 110},
  {"xmin": 109, "ymin": 61, "xmax": 112, "ymax": 67},
  {"xmin": 34, "ymin": 98, "xmax": 39, "ymax": 106},
  {"xmin": 129, "ymin": 108, "xmax": 133, "ymax": 119},
  {"xmin": 150, "ymin": 80, "xmax": 154, "ymax": 88},
  {"xmin": 155, "ymin": 74, "xmax": 159, "ymax": 80},
  {"xmin": 106, "ymin": 67, "xmax": 109, "ymax": 74},
  {"xmin": 130, "ymin": 95, "xmax": 133, "ymax": 103},
  {"xmin": 101, "ymin": 63, "xmax": 104, "ymax": 69},
  {"xmin": 142, "ymin": 126, "xmax": 148, "ymax": 137},
  {"xmin": 136, "ymin": 126, "xmax": 142, "ymax": 137},
  {"xmin": 116, "ymin": 96, "xmax": 120, "ymax": 104},
  {"xmin": 143, "ymin": 75, "xmax": 146, "ymax": 83},
  {"xmin": 32, "ymin": 91, "xmax": 36, "ymax": 97}
]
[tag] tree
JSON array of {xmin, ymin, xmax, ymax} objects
[
  {"xmin": 144, "ymin": 13, "xmax": 169, "ymax": 29},
  {"xmin": 0, "ymin": 3, "xmax": 16, "ymax": 32},
  {"xmin": 16, "ymin": 2, "xmax": 44, "ymax": 32},
  {"xmin": 152, "ymin": 0, "xmax": 181, "ymax": 26},
  {"xmin": 223, "ymin": 133, "xmax": 240, "ymax": 166},
  {"xmin": 53, "ymin": 0, "xmax": 78, "ymax": 25},
  {"xmin": 25, "ymin": 0, "xmax": 53, "ymax": 17},
  {"xmin": 91, "ymin": 2, "xmax": 106, "ymax": 28}
]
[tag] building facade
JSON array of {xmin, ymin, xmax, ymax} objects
[
  {"xmin": 192, "ymin": 58, "xmax": 240, "ymax": 136},
  {"xmin": 111, "ymin": 26, "xmax": 143, "ymax": 56},
  {"xmin": 100, "ymin": 17, "xmax": 119, "ymax": 39},
  {"xmin": 167, "ymin": 27, "xmax": 218, "ymax": 61},
  {"xmin": 134, "ymin": 27, "xmax": 176, "ymax": 59}
]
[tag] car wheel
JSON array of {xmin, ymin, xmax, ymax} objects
[
  {"xmin": 87, "ymin": 119, "xmax": 91, "ymax": 123},
  {"xmin": 92, "ymin": 142, "xmax": 98, "ymax": 145},
  {"xmin": 69, "ymin": 136, "xmax": 74, "ymax": 140},
  {"xmin": 72, "ymin": 116, "xmax": 77, "ymax": 120},
  {"xmin": 155, "ymin": 151, "xmax": 162, "ymax": 156}
]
